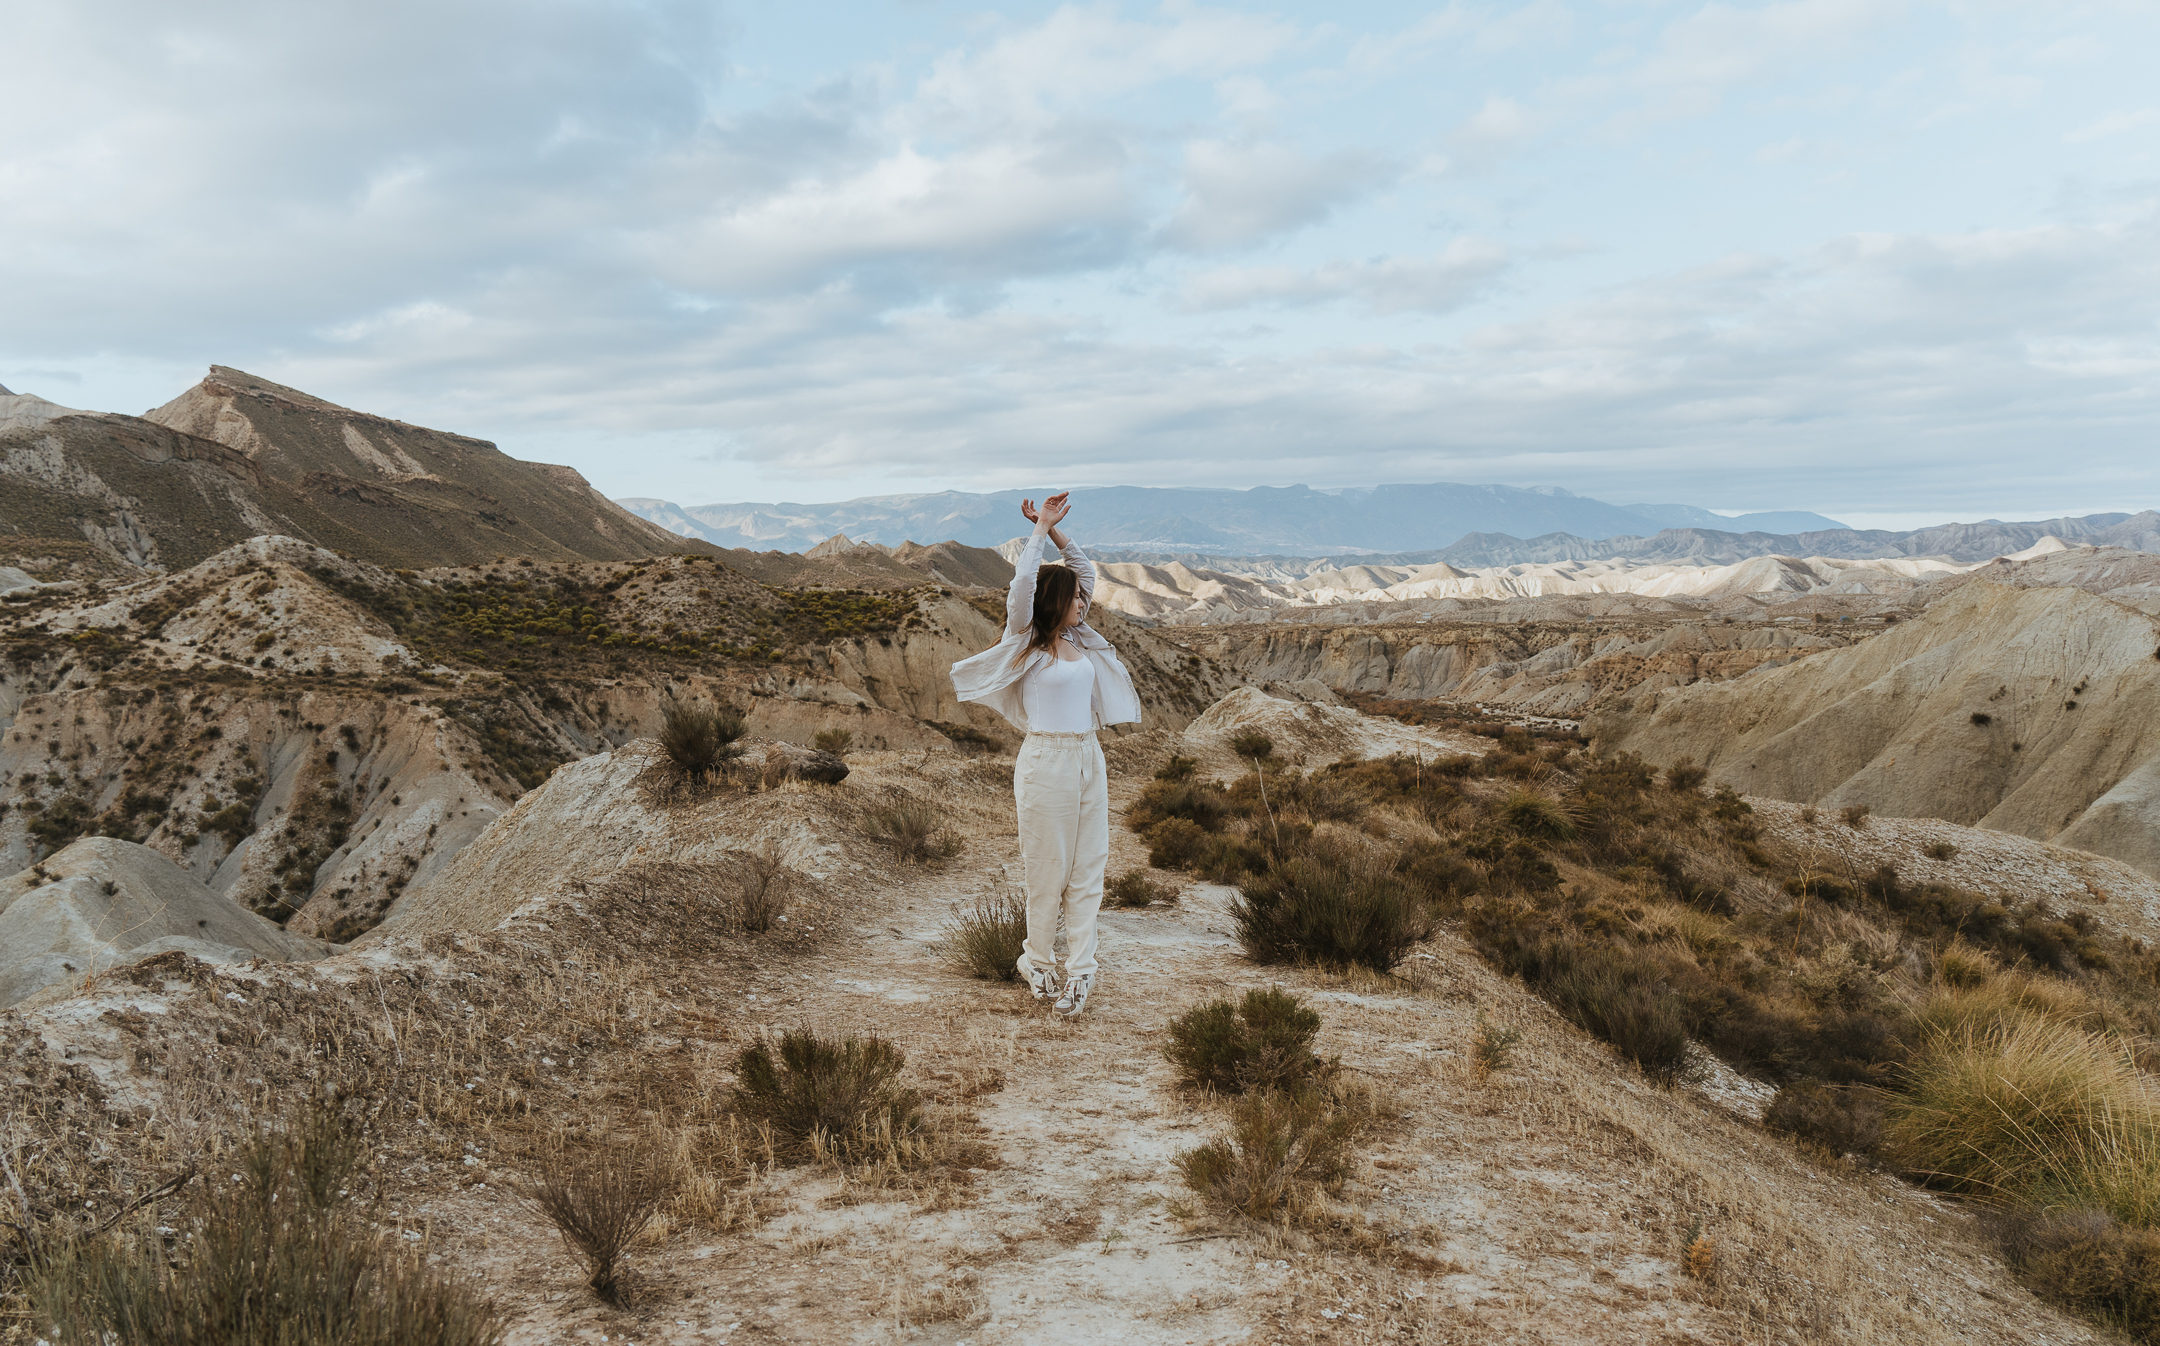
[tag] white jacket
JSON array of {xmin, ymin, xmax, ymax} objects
[{"xmin": 949, "ymin": 524, "xmax": 1143, "ymax": 733}]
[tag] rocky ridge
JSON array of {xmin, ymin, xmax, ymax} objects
[{"xmin": 1, "ymin": 366, "xmax": 712, "ymax": 579}]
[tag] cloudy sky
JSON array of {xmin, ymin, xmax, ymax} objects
[{"xmin": 4, "ymin": 1, "xmax": 2157, "ymax": 526}]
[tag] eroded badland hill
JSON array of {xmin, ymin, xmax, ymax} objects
[{"xmin": 8, "ymin": 388, "xmax": 2160, "ymax": 1343}]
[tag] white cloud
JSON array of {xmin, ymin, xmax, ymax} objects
[
  {"xmin": 2066, "ymin": 107, "xmax": 2160, "ymax": 143},
  {"xmin": 1160, "ymin": 139, "xmax": 1392, "ymax": 250},
  {"xmin": 650, "ymin": 138, "xmax": 1139, "ymax": 294},
  {"xmin": 1182, "ymin": 240, "xmax": 1510, "ymax": 312}
]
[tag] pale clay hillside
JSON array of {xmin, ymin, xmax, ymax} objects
[{"xmin": 9, "ymin": 375, "xmax": 2160, "ymax": 1344}]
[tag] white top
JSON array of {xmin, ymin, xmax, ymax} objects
[
  {"xmin": 948, "ymin": 525, "xmax": 1143, "ymax": 734},
  {"xmin": 1019, "ymin": 647, "xmax": 1097, "ymax": 733}
]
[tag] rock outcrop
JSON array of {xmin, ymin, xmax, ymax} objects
[{"xmin": 0, "ymin": 837, "xmax": 330, "ymax": 1006}]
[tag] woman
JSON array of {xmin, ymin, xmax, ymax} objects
[{"xmin": 950, "ymin": 491, "xmax": 1142, "ymax": 1017}]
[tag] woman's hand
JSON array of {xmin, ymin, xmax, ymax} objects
[{"xmin": 1020, "ymin": 491, "xmax": 1071, "ymax": 529}]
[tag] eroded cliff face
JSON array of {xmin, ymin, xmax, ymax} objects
[
  {"xmin": 1591, "ymin": 580, "xmax": 2160, "ymax": 878},
  {"xmin": 1172, "ymin": 618, "xmax": 1856, "ymax": 717},
  {"xmin": 1, "ymin": 541, "xmax": 1241, "ymax": 941},
  {"xmin": 0, "ymin": 660, "xmax": 515, "ymax": 939}
]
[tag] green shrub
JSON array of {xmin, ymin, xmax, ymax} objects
[
  {"xmin": 23, "ymin": 1106, "xmax": 502, "ymax": 1346},
  {"xmin": 940, "ymin": 894, "xmax": 1027, "ymax": 980},
  {"xmin": 1228, "ymin": 730, "xmax": 1275, "ymax": 760},
  {"xmin": 1105, "ymin": 870, "xmax": 1177, "ymax": 908},
  {"xmin": 1663, "ymin": 759, "xmax": 1709, "ymax": 792},
  {"xmin": 1144, "ymin": 817, "xmax": 1209, "ymax": 870},
  {"xmin": 731, "ymin": 1029, "xmax": 922, "ymax": 1162},
  {"xmin": 1230, "ymin": 847, "xmax": 1434, "ymax": 972},
  {"xmin": 659, "ymin": 700, "xmax": 746, "ymax": 776},
  {"xmin": 1471, "ymin": 1016, "xmax": 1523, "ymax": 1079},
  {"xmin": 1128, "ymin": 777, "xmax": 1229, "ymax": 833},
  {"xmin": 1164, "ymin": 988, "xmax": 1326, "ymax": 1095},
  {"xmin": 1546, "ymin": 962, "xmax": 1693, "ymax": 1085},
  {"xmin": 1178, "ymin": 1087, "xmax": 1362, "ymax": 1221},
  {"xmin": 813, "ymin": 728, "xmax": 854, "ymax": 756},
  {"xmin": 1154, "ymin": 754, "xmax": 1199, "ymax": 782}
]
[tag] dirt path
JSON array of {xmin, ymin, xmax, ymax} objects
[{"xmin": 454, "ymin": 759, "xmax": 2100, "ymax": 1346}]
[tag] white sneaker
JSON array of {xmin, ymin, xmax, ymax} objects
[
  {"xmin": 1017, "ymin": 955, "xmax": 1059, "ymax": 1001},
  {"xmin": 1054, "ymin": 972, "xmax": 1094, "ymax": 1017}
]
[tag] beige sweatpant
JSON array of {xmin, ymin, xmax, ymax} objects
[{"xmin": 1013, "ymin": 731, "xmax": 1109, "ymax": 980}]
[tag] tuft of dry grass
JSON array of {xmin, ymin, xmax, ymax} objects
[
  {"xmin": 861, "ymin": 795, "xmax": 963, "ymax": 863},
  {"xmin": 731, "ymin": 1029, "xmax": 923, "ymax": 1164},
  {"xmin": 1177, "ymin": 1086, "xmax": 1367, "ymax": 1222},
  {"xmin": 1104, "ymin": 869, "xmax": 1177, "ymax": 908},
  {"xmin": 939, "ymin": 894, "xmax": 1027, "ymax": 981},
  {"xmin": 522, "ymin": 1136, "xmax": 678, "ymax": 1306},
  {"xmin": 1886, "ymin": 1017, "xmax": 2160, "ymax": 1226},
  {"xmin": 22, "ymin": 1104, "xmax": 503, "ymax": 1346},
  {"xmin": 659, "ymin": 700, "xmax": 746, "ymax": 777}
]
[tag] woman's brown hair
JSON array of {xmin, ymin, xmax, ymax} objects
[{"xmin": 1022, "ymin": 563, "xmax": 1080, "ymax": 657}]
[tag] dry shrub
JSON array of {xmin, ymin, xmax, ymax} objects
[
  {"xmin": 1178, "ymin": 1086, "xmax": 1365, "ymax": 1221},
  {"xmin": 522, "ymin": 1137, "xmax": 677, "ymax": 1306},
  {"xmin": 862, "ymin": 795, "xmax": 962, "ymax": 863},
  {"xmin": 940, "ymin": 894, "xmax": 1026, "ymax": 981},
  {"xmin": 1143, "ymin": 817, "xmax": 1207, "ymax": 869},
  {"xmin": 1164, "ymin": 988, "xmax": 1327, "ymax": 1095},
  {"xmin": 1765, "ymin": 1080, "xmax": 1886, "ymax": 1155},
  {"xmin": 1923, "ymin": 840, "xmax": 1960, "ymax": 861},
  {"xmin": 1231, "ymin": 846, "xmax": 1434, "ymax": 973},
  {"xmin": 727, "ymin": 843, "xmax": 793, "ymax": 933},
  {"xmin": 24, "ymin": 1105, "xmax": 502, "ymax": 1346},
  {"xmin": 1886, "ymin": 1018, "xmax": 2160, "ymax": 1225},
  {"xmin": 1105, "ymin": 870, "xmax": 1177, "ymax": 908},
  {"xmin": 1664, "ymin": 759, "xmax": 1709, "ymax": 792},
  {"xmin": 1996, "ymin": 1207, "xmax": 2160, "ymax": 1343},
  {"xmin": 659, "ymin": 700, "xmax": 746, "ymax": 777},
  {"xmin": 1549, "ymin": 962, "xmax": 1693, "ymax": 1086},
  {"xmin": 1840, "ymin": 802, "xmax": 1872, "ymax": 829},
  {"xmin": 732, "ymin": 1029, "xmax": 922, "ymax": 1163}
]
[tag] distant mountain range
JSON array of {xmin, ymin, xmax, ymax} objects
[
  {"xmin": 617, "ymin": 486, "xmax": 1848, "ymax": 556},
  {"xmin": 1083, "ymin": 511, "xmax": 2160, "ymax": 575}
]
